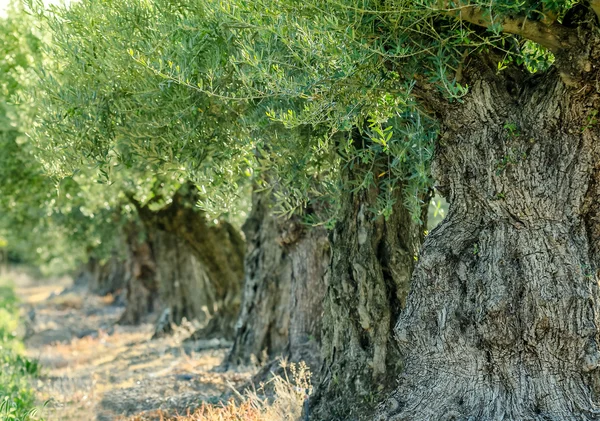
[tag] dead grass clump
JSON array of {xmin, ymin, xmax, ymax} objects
[
  {"xmin": 126, "ymin": 360, "xmax": 312, "ymax": 421},
  {"xmin": 46, "ymin": 293, "xmax": 83, "ymax": 310}
]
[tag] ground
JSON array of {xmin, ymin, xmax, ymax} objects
[{"xmin": 13, "ymin": 271, "xmax": 254, "ymax": 421}]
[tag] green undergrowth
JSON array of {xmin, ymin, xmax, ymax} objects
[{"xmin": 0, "ymin": 279, "xmax": 43, "ymax": 421}]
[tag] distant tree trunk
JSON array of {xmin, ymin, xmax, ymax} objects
[
  {"xmin": 378, "ymin": 58, "xmax": 600, "ymax": 420},
  {"xmin": 133, "ymin": 185, "xmax": 245, "ymax": 339},
  {"xmin": 118, "ymin": 226, "xmax": 159, "ymax": 325},
  {"xmin": 73, "ymin": 258, "xmax": 97, "ymax": 289},
  {"xmin": 74, "ymin": 223, "xmax": 159, "ymax": 325},
  {"xmin": 309, "ymin": 162, "xmax": 426, "ymax": 420},
  {"xmin": 89, "ymin": 254, "xmax": 127, "ymax": 296},
  {"xmin": 76, "ymin": 252, "xmax": 127, "ymax": 297},
  {"xmin": 225, "ymin": 189, "xmax": 330, "ymax": 371}
]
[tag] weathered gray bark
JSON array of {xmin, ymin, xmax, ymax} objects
[
  {"xmin": 287, "ymin": 226, "xmax": 330, "ymax": 366},
  {"xmin": 225, "ymin": 189, "xmax": 329, "ymax": 371},
  {"xmin": 310, "ymin": 165, "xmax": 426, "ymax": 420},
  {"xmin": 378, "ymin": 55, "xmax": 600, "ymax": 420},
  {"xmin": 134, "ymin": 185, "xmax": 245, "ymax": 339}
]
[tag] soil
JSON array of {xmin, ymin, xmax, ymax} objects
[{"xmin": 14, "ymin": 273, "xmax": 255, "ymax": 421}]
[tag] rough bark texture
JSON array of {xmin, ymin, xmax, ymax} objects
[
  {"xmin": 310, "ymin": 173, "xmax": 425, "ymax": 420},
  {"xmin": 135, "ymin": 185, "xmax": 245, "ymax": 339},
  {"xmin": 225, "ymin": 189, "xmax": 329, "ymax": 371},
  {"xmin": 378, "ymin": 51, "xmax": 600, "ymax": 420},
  {"xmin": 287, "ymin": 226, "xmax": 330, "ymax": 367}
]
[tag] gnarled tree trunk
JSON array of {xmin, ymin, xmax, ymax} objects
[
  {"xmin": 225, "ymin": 189, "xmax": 330, "ymax": 372},
  {"xmin": 310, "ymin": 165, "xmax": 426, "ymax": 420},
  {"xmin": 134, "ymin": 185, "xmax": 245, "ymax": 339},
  {"xmin": 378, "ymin": 58, "xmax": 600, "ymax": 420}
]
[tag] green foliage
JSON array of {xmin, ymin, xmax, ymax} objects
[
  {"xmin": 0, "ymin": 281, "xmax": 43, "ymax": 421},
  {"xmin": 1, "ymin": 3, "xmax": 203, "ymax": 272},
  {"xmin": 0, "ymin": 2, "xmax": 134, "ymax": 273},
  {"xmin": 497, "ymin": 40, "xmax": 555, "ymax": 74},
  {"xmin": 30, "ymin": 0, "xmax": 255, "ymax": 218},
  {"xmin": 27, "ymin": 0, "xmax": 579, "ymax": 227},
  {"xmin": 0, "ymin": 3, "xmax": 96, "ymax": 272},
  {"xmin": 127, "ymin": 0, "xmax": 440, "ymax": 220},
  {"xmin": 0, "ymin": 0, "xmax": 582, "ymax": 266},
  {"xmin": 141, "ymin": 0, "xmax": 563, "ymax": 220}
]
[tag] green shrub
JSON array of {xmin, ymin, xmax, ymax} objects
[{"xmin": 0, "ymin": 281, "xmax": 43, "ymax": 421}]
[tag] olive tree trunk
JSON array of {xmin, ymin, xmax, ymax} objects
[
  {"xmin": 118, "ymin": 227, "xmax": 159, "ymax": 325},
  {"xmin": 378, "ymin": 59, "xmax": 600, "ymax": 420},
  {"xmin": 74, "ymin": 235, "xmax": 127, "ymax": 296},
  {"xmin": 90, "ymin": 255, "xmax": 127, "ymax": 296},
  {"xmin": 75, "ymin": 223, "xmax": 159, "ymax": 325},
  {"xmin": 134, "ymin": 186, "xmax": 245, "ymax": 339},
  {"xmin": 75, "ymin": 251, "xmax": 128, "ymax": 297},
  {"xmin": 225, "ymin": 189, "xmax": 330, "ymax": 371},
  {"xmin": 309, "ymin": 171, "xmax": 425, "ymax": 420}
]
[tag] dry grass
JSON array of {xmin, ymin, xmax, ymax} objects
[
  {"xmin": 15, "ymin": 271, "xmax": 306, "ymax": 421},
  {"xmin": 31, "ymin": 325, "xmax": 152, "ymax": 421},
  {"xmin": 125, "ymin": 360, "xmax": 312, "ymax": 421},
  {"xmin": 36, "ymin": 327, "xmax": 147, "ymax": 368},
  {"xmin": 45, "ymin": 293, "xmax": 84, "ymax": 310},
  {"xmin": 8, "ymin": 267, "xmax": 72, "ymax": 305}
]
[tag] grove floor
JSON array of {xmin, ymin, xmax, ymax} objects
[{"xmin": 15, "ymin": 274, "xmax": 254, "ymax": 421}]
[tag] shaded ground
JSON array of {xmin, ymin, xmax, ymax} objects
[{"xmin": 14, "ymin": 273, "xmax": 254, "ymax": 421}]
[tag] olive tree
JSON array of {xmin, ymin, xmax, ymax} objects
[
  {"xmin": 165, "ymin": 0, "xmax": 600, "ymax": 419},
  {"xmin": 29, "ymin": 0, "xmax": 249, "ymax": 336}
]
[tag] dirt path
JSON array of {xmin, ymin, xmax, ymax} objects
[{"xmin": 15, "ymin": 276, "xmax": 253, "ymax": 421}]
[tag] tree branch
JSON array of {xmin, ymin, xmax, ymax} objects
[{"xmin": 441, "ymin": 3, "xmax": 577, "ymax": 52}]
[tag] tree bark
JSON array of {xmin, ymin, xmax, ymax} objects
[
  {"xmin": 118, "ymin": 227, "xmax": 159, "ymax": 325},
  {"xmin": 225, "ymin": 189, "xmax": 330, "ymax": 371},
  {"xmin": 74, "ymin": 223, "xmax": 159, "ymax": 325},
  {"xmin": 378, "ymin": 57, "xmax": 600, "ymax": 420},
  {"xmin": 134, "ymin": 185, "xmax": 245, "ymax": 339},
  {"xmin": 310, "ymin": 168, "xmax": 426, "ymax": 420},
  {"xmin": 76, "ymin": 249, "xmax": 128, "ymax": 297}
]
